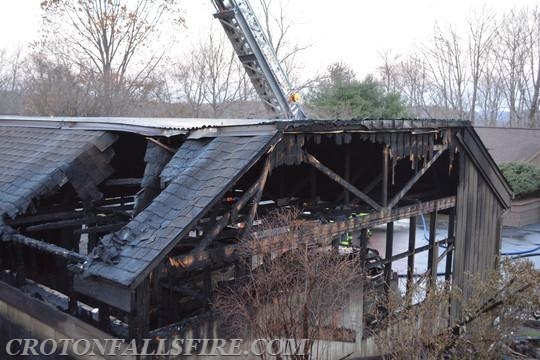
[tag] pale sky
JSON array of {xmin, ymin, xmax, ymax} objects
[{"xmin": 1, "ymin": 0, "xmax": 538, "ymax": 80}]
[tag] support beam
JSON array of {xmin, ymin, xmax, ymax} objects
[
  {"xmin": 99, "ymin": 305, "xmax": 111, "ymax": 332},
  {"xmin": 128, "ymin": 279, "xmax": 150, "ymax": 343},
  {"xmin": 104, "ymin": 178, "xmax": 143, "ymax": 187},
  {"xmin": 406, "ymin": 216, "xmax": 416, "ymax": 301},
  {"xmin": 382, "ymin": 146, "xmax": 389, "ymax": 207},
  {"xmin": 360, "ymin": 229, "xmax": 368, "ymax": 271},
  {"xmin": 363, "ymin": 173, "xmax": 383, "ymax": 196},
  {"xmin": 445, "ymin": 211, "xmax": 455, "ymax": 281},
  {"xmin": 192, "ymin": 157, "xmax": 272, "ymax": 252},
  {"xmin": 384, "ymin": 222, "xmax": 394, "ymax": 292},
  {"xmin": 304, "ymin": 152, "xmax": 382, "ymax": 211},
  {"xmin": 74, "ymin": 223, "xmax": 127, "ymax": 235},
  {"xmin": 344, "ymin": 147, "xmax": 351, "ymax": 204},
  {"xmin": 386, "ymin": 147, "xmax": 448, "ymax": 209},
  {"xmin": 6, "ymin": 233, "xmax": 86, "ymax": 263},
  {"xmin": 6, "ymin": 211, "xmax": 85, "ymax": 227},
  {"xmin": 427, "ymin": 211, "xmax": 438, "ymax": 289},
  {"xmin": 67, "ymin": 273, "xmax": 78, "ymax": 316},
  {"xmin": 243, "ymin": 158, "xmax": 272, "ymax": 236},
  {"xmin": 15, "ymin": 244, "xmax": 25, "ymax": 286},
  {"xmin": 25, "ymin": 217, "xmax": 116, "ymax": 232}
]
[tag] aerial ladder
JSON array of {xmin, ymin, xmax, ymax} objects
[{"xmin": 211, "ymin": 0, "xmax": 307, "ymax": 120}]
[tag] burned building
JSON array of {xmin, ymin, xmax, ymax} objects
[{"xmin": 0, "ymin": 116, "xmax": 511, "ymax": 357}]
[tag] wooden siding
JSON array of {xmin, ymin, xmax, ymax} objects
[{"xmin": 454, "ymin": 151, "xmax": 502, "ymax": 305}]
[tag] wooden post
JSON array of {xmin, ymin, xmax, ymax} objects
[
  {"xmin": 128, "ymin": 279, "xmax": 150, "ymax": 343},
  {"xmin": 243, "ymin": 157, "xmax": 272, "ymax": 237},
  {"xmin": 445, "ymin": 211, "xmax": 455, "ymax": 281},
  {"xmin": 360, "ymin": 229, "xmax": 368, "ymax": 272},
  {"xmin": 67, "ymin": 273, "xmax": 78, "ymax": 316},
  {"xmin": 382, "ymin": 146, "xmax": 389, "ymax": 208},
  {"xmin": 344, "ymin": 147, "xmax": 351, "ymax": 204},
  {"xmin": 99, "ymin": 304, "xmax": 111, "ymax": 332},
  {"xmin": 406, "ymin": 216, "xmax": 416, "ymax": 301},
  {"xmin": 427, "ymin": 211, "xmax": 438, "ymax": 289},
  {"xmin": 384, "ymin": 222, "xmax": 394, "ymax": 293},
  {"xmin": 15, "ymin": 244, "xmax": 25, "ymax": 287}
]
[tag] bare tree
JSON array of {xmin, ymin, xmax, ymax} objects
[
  {"xmin": 378, "ymin": 50, "xmax": 400, "ymax": 95},
  {"xmin": 173, "ymin": 31, "xmax": 259, "ymax": 118},
  {"xmin": 373, "ymin": 260, "xmax": 540, "ymax": 359},
  {"xmin": 467, "ymin": 9, "xmax": 496, "ymax": 124},
  {"xmin": 254, "ymin": 0, "xmax": 312, "ymax": 91},
  {"xmin": 0, "ymin": 48, "xmax": 27, "ymax": 114},
  {"xmin": 495, "ymin": 9, "xmax": 530, "ymax": 126},
  {"xmin": 477, "ymin": 58, "xmax": 504, "ymax": 125},
  {"xmin": 24, "ymin": 54, "xmax": 99, "ymax": 116},
  {"xmin": 214, "ymin": 209, "xmax": 363, "ymax": 359},
  {"xmin": 426, "ymin": 25, "xmax": 470, "ymax": 120},
  {"xmin": 523, "ymin": 7, "xmax": 540, "ymax": 127},
  {"xmin": 38, "ymin": 0, "xmax": 182, "ymax": 115}
]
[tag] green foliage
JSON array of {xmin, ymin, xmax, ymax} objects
[
  {"xmin": 499, "ymin": 162, "xmax": 540, "ymax": 199},
  {"xmin": 309, "ymin": 62, "xmax": 408, "ymax": 119}
]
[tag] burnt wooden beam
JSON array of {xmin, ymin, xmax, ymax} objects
[
  {"xmin": 386, "ymin": 146, "xmax": 448, "ymax": 209},
  {"xmin": 25, "ymin": 216, "xmax": 118, "ymax": 232},
  {"xmin": 363, "ymin": 173, "xmax": 383, "ymax": 195},
  {"xmin": 192, "ymin": 157, "xmax": 272, "ymax": 252},
  {"xmin": 382, "ymin": 146, "xmax": 389, "ymax": 207},
  {"xmin": 384, "ymin": 222, "xmax": 394, "ymax": 292},
  {"xmin": 445, "ymin": 211, "xmax": 455, "ymax": 281},
  {"xmin": 338, "ymin": 173, "xmax": 382, "ymax": 205},
  {"xmin": 67, "ymin": 273, "xmax": 78, "ymax": 316},
  {"xmin": 74, "ymin": 222, "xmax": 128, "ymax": 235},
  {"xmin": 406, "ymin": 216, "xmax": 416, "ymax": 302},
  {"xmin": 99, "ymin": 305, "xmax": 111, "ymax": 332},
  {"xmin": 344, "ymin": 147, "xmax": 351, "ymax": 204},
  {"xmin": 15, "ymin": 244, "xmax": 25, "ymax": 286},
  {"xmin": 243, "ymin": 157, "xmax": 272, "ymax": 236},
  {"xmin": 304, "ymin": 152, "xmax": 382, "ymax": 211},
  {"xmin": 104, "ymin": 178, "xmax": 143, "ymax": 187},
  {"xmin": 6, "ymin": 233, "xmax": 86, "ymax": 263},
  {"xmin": 146, "ymin": 137, "xmax": 177, "ymax": 154},
  {"xmin": 128, "ymin": 279, "xmax": 150, "ymax": 343},
  {"xmin": 360, "ymin": 228, "xmax": 368, "ymax": 271},
  {"xmin": 427, "ymin": 211, "xmax": 438, "ymax": 289},
  {"xmin": 6, "ymin": 211, "xmax": 86, "ymax": 227}
]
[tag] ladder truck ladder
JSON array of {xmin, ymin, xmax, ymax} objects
[{"xmin": 212, "ymin": 0, "xmax": 307, "ymax": 120}]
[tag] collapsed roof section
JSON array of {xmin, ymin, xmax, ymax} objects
[{"xmin": 0, "ymin": 127, "xmax": 116, "ymax": 222}]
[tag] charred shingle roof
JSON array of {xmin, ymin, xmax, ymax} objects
[
  {"xmin": 0, "ymin": 127, "xmax": 116, "ymax": 220},
  {"xmin": 86, "ymin": 133, "xmax": 279, "ymax": 287}
]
